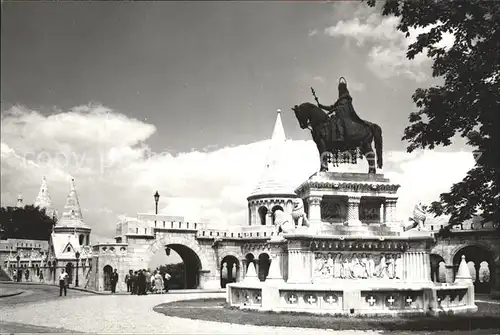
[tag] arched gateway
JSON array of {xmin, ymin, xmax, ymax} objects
[{"xmin": 142, "ymin": 233, "xmax": 212, "ymax": 289}]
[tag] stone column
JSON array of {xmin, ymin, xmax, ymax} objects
[
  {"xmin": 307, "ymin": 196, "xmax": 322, "ymax": 230},
  {"xmin": 254, "ymin": 260, "xmax": 260, "ymax": 279},
  {"xmin": 380, "ymin": 203, "xmax": 385, "ymax": 224},
  {"xmin": 384, "ymin": 197, "xmax": 398, "ymax": 225},
  {"xmin": 346, "ymin": 196, "xmax": 362, "ymax": 226},
  {"xmin": 424, "ymin": 252, "xmax": 431, "ymax": 281},
  {"xmin": 445, "ymin": 265, "xmax": 455, "ymax": 283},
  {"xmin": 491, "ymin": 259, "xmax": 500, "ymax": 299},
  {"xmin": 265, "ymin": 212, "xmax": 272, "ymax": 226},
  {"xmin": 238, "ymin": 259, "xmax": 246, "ymax": 281}
]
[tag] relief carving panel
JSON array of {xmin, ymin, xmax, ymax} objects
[{"xmin": 313, "ymin": 252, "xmax": 403, "ymax": 281}]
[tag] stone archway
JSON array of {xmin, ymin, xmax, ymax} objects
[
  {"xmin": 145, "ymin": 234, "xmax": 211, "ymax": 289},
  {"xmin": 103, "ymin": 265, "xmax": 113, "ymax": 291},
  {"xmin": 430, "ymin": 254, "xmax": 445, "ymax": 283},
  {"xmin": 65, "ymin": 262, "xmax": 74, "ymax": 285},
  {"xmin": 258, "ymin": 207, "xmax": 268, "ymax": 225},
  {"xmin": 164, "ymin": 243, "xmax": 202, "ymax": 289},
  {"xmin": 453, "ymin": 244, "xmax": 495, "ymax": 293},
  {"xmin": 258, "ymin": 253, "xmax": 271, "ymax": 281},
  {"xmin": 220, "ymin": 255, "xmax": 239, "ymax": 288}
]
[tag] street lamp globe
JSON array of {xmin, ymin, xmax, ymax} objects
[
  {"xmin": 154, "ymin": 191, "xmax": 160, "ymax": 203},
  {"xmin": 75, "ymin": 251, "xmax": 80, "ymax": 260}
]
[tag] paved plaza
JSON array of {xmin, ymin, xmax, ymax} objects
[{"xmin": 0, "ymin": 283, "xmax": 498, "ymax": 334}]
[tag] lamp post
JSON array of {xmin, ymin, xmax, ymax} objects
[
  {"xmin": 75, "ymin": 251, "xmax": 80, "ymax": 287},
  {"xmin": 154, "ymin": 191, "xmax": 160, "ymax": 214},
  {"xmin": 16, "ymin": 255, "xmax": 20, "ymax": 282}
]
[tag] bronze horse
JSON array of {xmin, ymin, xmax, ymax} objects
[{"xmin": 292, "ymin": 102, "xmax": 383, "ymax": 174}]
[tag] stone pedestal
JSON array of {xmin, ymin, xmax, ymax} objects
[
  {"xmin": 286, "ymin": 239, "xmax": 313, "ymax": 284},
  {"xmin": 307, "ymin": 196, "xmax": 322, "ymax": 231},
  {"xmin": 384, "ymin": 197, "xmax": 398, "ymax": 228}
]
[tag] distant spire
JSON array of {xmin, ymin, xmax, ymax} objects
[
  {"xmin": 57, "ymin": 177, "xmax": 84, "ymax": 227},
  {"xmin": 16, "ymin": 194, "xmax": 23, "ymax": 208},
  {"xmin": 34, "ymin": 176, "xmax": 53, "ymax": 211},
  {"xmin": 249, "ymin": 109, "xmax": 295, "ymax": 197},
  {"xmin": 270, "ymin": 109, "xmax": 286, "ymax": 143},
  {"xmin": 264, "ymin": 109, "xmax": 287, "ymax": 169}
]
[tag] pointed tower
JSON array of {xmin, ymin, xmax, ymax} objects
[
  {"xmin": 53, "ymin": 178, "xmax": 91, "ymax": 245},
  {"xmin": 16, "ymin": 194, "xmax": 24, "ymax": 208},
  {"xmin": 34, "ymin": 176, "xmax": 55, "ymax": 217},
  {"xmin": 247, "ymin": 110, "xmax": 298, "ymax": 226}
]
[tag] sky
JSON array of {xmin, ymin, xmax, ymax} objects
[{"xmin": 1, "ymin": 2, "xmax": 473, "ymax": 243}]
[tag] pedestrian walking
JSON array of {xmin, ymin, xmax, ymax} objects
[
  {"xmin": 164, "ymin": 272, "xmax": 171, "ymax": 293},
  {"xmin": 59, "ymin": 269, "xmax": 69, "ymax": 296}
]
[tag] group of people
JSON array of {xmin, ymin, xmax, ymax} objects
[
  {"xmin": 125, "ymin": 268, "xmax": 171, "ymax": 295},
  {"xmin": 12, "ymin": 269, "xmax": 31, "ymax": 282}
]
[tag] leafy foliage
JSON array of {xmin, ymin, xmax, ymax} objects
[
  {"xmin": 0, "ymin": 205, "xmax": 57, "ymax": 241},
  {"xmin": 159, "ymin": 262, "xmax": 184, "ymax": 289},
  {"xmin": 365, "ymin": 0, "xmax": 500, "ymax": 227}
]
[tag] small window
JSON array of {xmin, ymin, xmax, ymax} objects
[{"xmin": 66, "ymin": 247, "xmax": 71, "ymax": 252}]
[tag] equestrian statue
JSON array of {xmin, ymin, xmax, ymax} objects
[{"xmin": 292, "ymin": 77, "xmax": 383, "ymax": 174}]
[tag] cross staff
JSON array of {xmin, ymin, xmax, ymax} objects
[{"xmin": 311, "ymin": 87, "xmax": 320, "ymax": 106}]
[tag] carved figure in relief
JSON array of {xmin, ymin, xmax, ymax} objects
[
  {"xmin": 387, "ymin": 255, "xmax": 395, "ymax": 279},
  {"xmin": 366, "ymin": 254, "xmax": 375, "ymax": 278},
  {"xmin": 291, "ymin": 198, "xmax": 309, "ymax": 228},
  {"xmin": 334, "ymin": 253, "xmax": 342, "ymax": 278},
  {"xmin": 350, "ymin": 254, "xmax": 362, "ymax": 278},
  {"xmin": 327, "ymin": 253, "xmax": 334, "ymax": 276},
  {"xmin": 359, "ymin": 253, "xmax": 369, "ymax": 278},
  {"xmin": 395, "ymin": 254, "xmax": 403, "ymax": 279},
  {"xmin": 314, "ymin": 253, "xmax": 325, "ymax": 278},
  {"xmin": 375, "ymin": 254, "xmax": 388, "ymax": 278},
  {"xmin": 345, "ymin": 256, "xmax": 355, "ymax": 279}
]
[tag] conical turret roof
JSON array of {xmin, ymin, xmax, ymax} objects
[
  {"xmin": 249, "ymin": 110, "xmax": 296, "ymax": 198},
  {"xmin": 56, "ymin": 178, "xmax": 89, "ymax": 229},
  {"xmin": 34, "ymin": 176, "xmax": 53, "ymax": 210}
]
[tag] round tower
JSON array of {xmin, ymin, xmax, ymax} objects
[
  {"xmin": 53, "ymin": 178, "xmax": 92, "ymax": 246},
  {"xmin": 247, "ymin": 110, "xmax": 298, "ymax": 226}
]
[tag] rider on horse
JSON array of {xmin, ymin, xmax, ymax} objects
[{"xmin": 317, "ymin": 77, "xmax": 366, "ymax": 142}]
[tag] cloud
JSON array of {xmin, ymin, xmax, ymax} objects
[
  {"xmin": 325, "ymin": 8, "xmax": 454, "ymax": 82},
  {"xmin": 312, "ymin": 76, "xmax": 326, "ymax": 83},
  {"xmin": 1, "ymin": 105, "xmax": 473, "ymax": 241},
  {"xmin": 308, "ymin": 29, "xmax": 319, "ymax": 37}
]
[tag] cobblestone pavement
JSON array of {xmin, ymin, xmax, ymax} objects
[
  {"xmin": 0, "ymin": 286, "xmax": 497, "ymax": 334},
  {"xmin": 0, "ymin": 282, "xmax": 92, "ymax": 305}
]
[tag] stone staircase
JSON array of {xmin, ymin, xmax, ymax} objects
[{"xmin": 0, "ymin": 267, "xmax": 12, "ymax": 281}]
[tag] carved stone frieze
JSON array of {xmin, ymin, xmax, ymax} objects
[
  {"xmin": 313, "ymin": 251, "xmax": 403, "ymax": 281},
  {"xmin": 310, "ymin": 239, "xmax": 408, "ymax": 252},
  {"xmin": 296, "ymin": 181, "xmax": 400, "ymax": 195}
]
